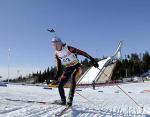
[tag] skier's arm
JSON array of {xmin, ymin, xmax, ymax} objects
[
  {"xmin": 68, "ymin": 46, "xmax": 99, "ymax": 67},
  {"xmin": 54, "ymin": 54, "xmax": 62, "ymax": 80}
]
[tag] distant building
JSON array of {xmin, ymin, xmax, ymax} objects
[{"xmin": 0, "ymin": 79, "xmax": 7, "ymax": 87}]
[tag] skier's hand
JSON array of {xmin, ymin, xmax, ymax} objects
[{"xmin": 92, "ymin": 61, "xmax": 99, "ymax": 68}]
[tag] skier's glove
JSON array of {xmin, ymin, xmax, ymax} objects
[{"xmin": 92, "ymin": 61, "xmax": 99, "ymax": 68}]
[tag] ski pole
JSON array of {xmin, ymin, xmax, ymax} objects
[
  {"xmin": 116, "ymin": 84, "xmax": 143, "ymax": 108},
  {"xmin": 75, "ymin": 91, "xmax": 95, "ymax": 104},
  {"xmin": 75, "ymin": 91, "xmax": 104, "ymax": 107},
  {"xmin": 75, "ymin": 73, "xmax": 99, "ymax": 105},
  {"xmin": 97, "ymin": 68, "xmax": 110, "ymax": 80},
  {"xmin": 97, "ymin": 67, "xmax": 113, "ymax": 86},
  {"xmin": 97, "ymin": 68, "xmax": 144, "ymax": 110}
]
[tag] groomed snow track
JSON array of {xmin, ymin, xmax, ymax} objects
[{"xmin": 0, "ymin": 83, "xmax": 150, "ymax": 117}]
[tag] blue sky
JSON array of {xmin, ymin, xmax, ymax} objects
[{"xmin": 0, "ymin": 0, "xmax": 150, "ymax": 79}]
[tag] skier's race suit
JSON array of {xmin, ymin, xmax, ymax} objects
[{"xmin": 54, "ymin": 44, "xmax": 99, "ymax": 103}]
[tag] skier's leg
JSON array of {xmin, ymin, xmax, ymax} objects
[
  {"xmin": 58, "ymin": 72, "xmax": 71, "ymax": 103},
  {"xmin": 68, "ymin": 67, "xmax": 82, "ymax": 105}
]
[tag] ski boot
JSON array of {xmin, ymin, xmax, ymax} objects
[{"xmin": 66, "ymin": 99, "xmax": 73, "ymax": 107}]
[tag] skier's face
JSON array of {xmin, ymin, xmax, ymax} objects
[{"xmin": 52, "ymin": 42, "xmax": 62, "ymax": 51}]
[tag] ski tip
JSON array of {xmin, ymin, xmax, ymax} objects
[{"xmin": 55, "ymin": 106, "xmax": 71, "ymax": 116}]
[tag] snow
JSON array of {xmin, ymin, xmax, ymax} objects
[
  {"xmin": 0, "ymin": 82, "xmax": 150, "ymax": 117},
  {"xmin": 79, "ymin": 57, "xmax": 111, "ymax": 84}
]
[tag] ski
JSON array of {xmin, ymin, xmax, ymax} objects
[
  {"xmin": 5, "ymin": 98, "xmax": 60, "ymax": 105},
  {"xmin": 55, "ymin": 105, "xmax": 72, "ymax": 116}
]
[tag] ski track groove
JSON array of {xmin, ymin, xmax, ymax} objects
[
  {"xmin": 24, "ymin": 105, "xmax": 62, "ymax": 117},
  {"xmin": 72, "ymin": 104, "xmax": 147, "ymax": 117},
  {"xmin": 0, "ymin": 104, "xmax": 33, "ymax": 117},
  {"xmin": 0, "ymin": 107, "xmax": 22, "ymax": 114},
  {"xmin": 0, "ymin": 103, "xmax": 64, "ymax": 117}
]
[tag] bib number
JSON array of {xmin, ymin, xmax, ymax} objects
[{"xmin": 62, "ymin": 58, "xmax": 71, "ymax": 63}]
